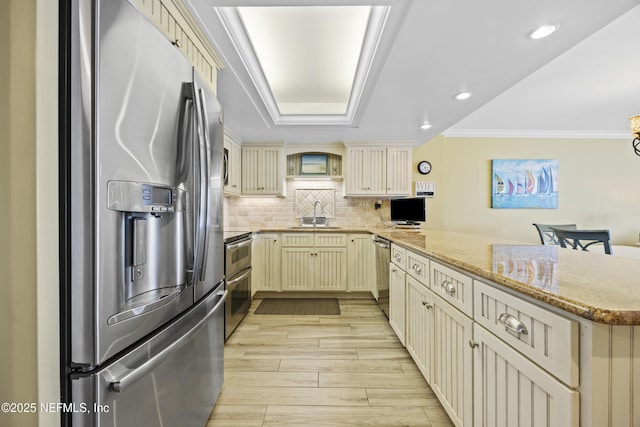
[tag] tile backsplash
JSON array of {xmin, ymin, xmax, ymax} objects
[{"xmin": 223, "ymin": 179, "xmax": 390, "ymax": 228}]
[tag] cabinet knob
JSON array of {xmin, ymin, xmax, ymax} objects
[
  {"xmin": 442, "ymin": 280, "xmax": 456, "ymax": 295},
  {"xmin": 469, "ymin": 340, "xmax": 479, "ymax": 349}
]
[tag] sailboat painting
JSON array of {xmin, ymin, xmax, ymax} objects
[{"xmin": 492, "ymin": 159, "xmax": 558, "ymax": 209}]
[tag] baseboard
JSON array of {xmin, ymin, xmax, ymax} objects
[{"xmin": 254, "ymin": 291, "xmax": 375, "ymax": 300}]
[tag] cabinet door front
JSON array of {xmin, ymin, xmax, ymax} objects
[
  {"xmin": 281, "ymin": 248, "xmax": 314, "ymax": 290},
  {"xmin": 432, "ymin": 293, "xmax": 473, "ymax": 427},
  {"xmin": 315, "ymin": 248, "xmax": 347, "ymax": 290},
  {"xmin": 405, "ymin": 276, "xmax": 433, "ymax": 382},
  {"xmin": 473, "ymin": 326, "xmax": 578, "ymax": 427}
]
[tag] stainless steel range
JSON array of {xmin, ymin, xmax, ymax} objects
[{"xmin": 224, "ymin": 232, "xmax": 252, "ymax": 339}]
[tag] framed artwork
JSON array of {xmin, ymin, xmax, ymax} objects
[
  {"xmin": 300, "ymin": 154, "xmax": 328, "ymax": 175},
  {"xmin": 491, "ymin": 159, "xmax": 558, "ymax": 209}
]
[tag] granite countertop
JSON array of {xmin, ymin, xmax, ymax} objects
[
  {"xmin": 373, "ymin": 229, "xmax": 640, "ymax": 326},
  {"xmin": 248, "ymin": 226, "xmax": 640, "ymax": 325}
]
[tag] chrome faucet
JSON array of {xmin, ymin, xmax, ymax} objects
[{"xmin": 313, "ymin": 200, "xmax": 322, "ymax": 227}]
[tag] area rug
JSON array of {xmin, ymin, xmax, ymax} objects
[{"xmin": 254, "ymin": 298, "xmax": 340, "ymax": 315}]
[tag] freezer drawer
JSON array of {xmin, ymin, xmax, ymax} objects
[{"xmin": 71, "ymin": 283, "xmax": 226, "ymax": 427}]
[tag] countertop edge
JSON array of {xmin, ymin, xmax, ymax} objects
[{"xmin": 251, "ymin": 227, "xmax": 640, "ymax": 325}]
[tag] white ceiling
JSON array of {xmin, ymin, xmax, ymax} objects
[{"xmin": 185, "ymin": 0, "xmax": 640, "ymax": 145}]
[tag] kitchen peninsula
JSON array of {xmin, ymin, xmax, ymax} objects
[{"xmin": 251, "ymin": 227, "xmax": 640, "ymax": 427}]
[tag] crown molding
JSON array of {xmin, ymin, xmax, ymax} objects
[
  {"xmin": 442, "ymin": 129, "xmax": 630, "ymax": 140},
  {"xmin": 217, "ymin": 5, "xmax": 390, "ymax": 126}
]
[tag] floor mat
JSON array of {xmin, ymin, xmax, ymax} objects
[{"xmin": 254, "ymin": 298, "xmax": 340, "ymax": 315}]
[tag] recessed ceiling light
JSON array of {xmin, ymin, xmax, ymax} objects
[
  {"xmin": 419, "ymin": 122, "xmax": 432, "ymax": 130},
  {"xmin": 454, "ymin": 91, "xmax": 472, "ymax": 101},
  {"xmin": 530, "ymin": 24, "xmax": 557, "ymax": 40}
]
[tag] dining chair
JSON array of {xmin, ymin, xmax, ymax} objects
[
  {"xmin": 550, "ymin": 227, "xmax": 612, "ymax": 254},
  {"xmin": 532, "ymin": 223, "xmax": 577, "ymax": 245}
]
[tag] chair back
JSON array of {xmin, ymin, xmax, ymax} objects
[
  {"xmin": 550, "ymin": 227, "xmax": 612, "ymax": 254},
  {"xmin": 532, "ymin": 223, "xmax": 577, "ymax": 245}
]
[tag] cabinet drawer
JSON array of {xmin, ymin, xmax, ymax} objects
[
  {"xmin": 391, "ymin": 244, "xmax": 406, "ymax": 269},
  {"xmin": 474, "ymin": 280, "xmax": 579, "ymax": 387},
  {"xmin": 314, "ymin": 233, "xmax": 347, "ymax": 247},
  {"xmin": 281, "ymin": 233, "xmax": 314, "ymax": 247},
  {"xmin": 430, "ymin": 260, "xmax": 473, "ymax": 317},
  {"xmin": 406, "ymin": 250, "xmax": 429, "ymax": 286}
]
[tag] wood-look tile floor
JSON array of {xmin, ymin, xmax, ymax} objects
[{"xmin": 207, "ymin": 297, "xmax": 455, "ymax": 427}]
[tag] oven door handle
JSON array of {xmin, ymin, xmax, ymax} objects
[
  {"xmin": 225, "ymin": 237, "xmax": 252, "ymax": 250},
  {"xmin": 226, "ymin": 268, "xmax": 251, "ymax": 287}
]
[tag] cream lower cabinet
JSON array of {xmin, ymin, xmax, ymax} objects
[
  {"xmin": 346, "ymin": 234, "xmax": 375, "ymax": 292},
  {"xmin": 431, "ymin": 291, "xmax": 473, "ymax": 427},
  {"xmin": 389, "ymin": 263, "xmax": 406, "ymax": 345},
  {"xmin": 473, "ymin": 325, "xmax": 578, "ymax": 427},
  {"xmin": 281, "ymin": 233, "xmax": 347, "ymax": 291},
  {"xmin": 405, "ymin": 275, "xmax": 433, "ymax": 382},
  {"xmin": 252, "ymin": 233, "xmax": 281, "ymax": 293}
]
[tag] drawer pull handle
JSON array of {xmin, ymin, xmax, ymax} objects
[
  {"xmin": 395, "ymin": 253, "xmax": 402, "ymax": 261},
  {"xmin": 422, "ymin": 301, "xmax": 432, "ymax": 309},
  {"xmin": 413, "ymin": 264, "xmax": 422, "ymax": 274},
  {"xmin": 441, "ymin": 280, "xmax": 456, "ymax": 295},
  {"xmin": 498, "ymin": 313, "xmax": 528, "ymax": 336}
]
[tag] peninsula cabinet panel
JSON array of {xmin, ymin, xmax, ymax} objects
[
  {"xmin": 473, "ymin": 280, "xmax": 578, "ymax": 387},
  {"xmin": 389, "ymin": 263, "xmax": 406, "ymax": 345},
  {"xmin": 432, "ymin": 292, "xmax": 473, "ymax": 427},
  {"xmin": 473, "ymin": 325, "xmax": 578, "ymax": 427},
  {"xmin": 405, "ymin": 275, "xmax": 433, "ymax": 383},
  {"xmin": 252, "ymin": 234, "xmax": 281, "ymax": 293}
]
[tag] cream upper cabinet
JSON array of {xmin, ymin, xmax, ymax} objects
[
  {"xmin": 241, "ymin": 143, "xmax": 284, "ymax": 195},
  {"xmin": 344, "ymin": 143, "xmax": 412, "ymax": 196},
  {"xmin": 129, "ymin": 0, "xmax": 222, "ymax": 94},
  {"xmin": 386, "ymin": 147, "xmax": 413, "ymax": 196},
  {"xmin": 223, "ymin": 133, "xmax": 241, "ymax": 196}
]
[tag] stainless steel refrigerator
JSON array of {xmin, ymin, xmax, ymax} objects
[{"xmin": 60, "ymin": 0, "xmax": 225, "ymax": 425}]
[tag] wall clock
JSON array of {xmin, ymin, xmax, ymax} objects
[{"xmin": 417, "ymin": 160, "xmax": 432, "ymax": 175}]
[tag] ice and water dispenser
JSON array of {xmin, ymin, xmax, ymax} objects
[{"xmin": 107, "ymin": 181, "xmax": 187, "ymax": 323}]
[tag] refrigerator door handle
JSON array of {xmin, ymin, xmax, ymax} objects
[
  {"xmin": 196, "ymin": 86, "xmax": 212, "ymax": 281},
  {"xmin": 192, "ymin": 84, "xmax": 208, "ymax": 285},
  {"xmin": 176, "ymin": 85, "xmax": 196, "ymax": 281},
  {"xmin": 110, "ymin": 289, "xmax": 228, "ymax": 393}
]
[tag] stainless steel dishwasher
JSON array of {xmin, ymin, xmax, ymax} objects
[{"xmin": 372, "ymin": 235, "xmax": 391, "ymax": 318}]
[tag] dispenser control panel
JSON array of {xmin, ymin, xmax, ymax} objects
[{"xmin": 107, "ymin": 181, "xmax": 184, "ymax": 213}]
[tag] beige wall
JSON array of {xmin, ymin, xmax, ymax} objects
[
  {"xmin": 1, "ymin": 1, "xmax": 59, "ymax": 426},
  {"xmin": 413, "ymin": 135, "xmax": 640, "ymax": 245},
  {"xmin": 1, "ymin": 1, "xmax": 39, "ymax": 426}
]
